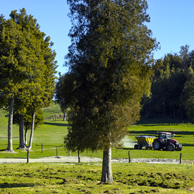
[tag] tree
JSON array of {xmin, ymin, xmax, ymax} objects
[
  {"xmin": 141, "ymin": 52, "xmax": 188, "ymax": 120},
  {"xmin": 182, "ymin": 66, "xmax": 194, "ymax": 122},
  {"xmin": 0, "ymin": 9, "xmax": 57, "ymax": 151},
  {"xmin": 55, "ymin": 73, "xmax": 73, "ymax": 121},
  {"xmin": 62, "ymin": 0, "xmax": 158, "ymax": 182},
  {"xmin": 0, "ymin": 11, "xmax": 28, "ymax": 151},
  {"xmin": 19, "ymin": 29, "xmax": 57, "ymax": 150},
  {"xmin": 13, "ymin": 109, "xmax": 44, "ymax": 146}
]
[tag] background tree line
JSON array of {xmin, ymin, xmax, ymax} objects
[{"xmin": 141, "ymin": 45, "xmax": 194, "ymax": 122}]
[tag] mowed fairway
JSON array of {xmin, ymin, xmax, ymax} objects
[{"xmin": 1, "ymin": 104, "xmax": 194, "ymax": 193}]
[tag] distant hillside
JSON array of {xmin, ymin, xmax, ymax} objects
[
  {"xmin": 42, "ymin": 101, "xmax": 63, "ymax": 118},
  {"xmin": 0, "ymin": 101, "xmax": 62, "ymax": 118}
]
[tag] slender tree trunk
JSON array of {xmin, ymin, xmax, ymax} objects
[
  {"xmin": 19, "ymin": 115, "xmax": 26, "ymax": 149},
  {"xmin": 101, "ymin": 147, "xmax": 113, "ymax": 183},
  {"xmin": 25, "ymin": 128, "xmax": 28, "ymax": 145},
  {"xmin": 28, "ymin": 110, "xmax": 35, "ymax": 149},
  {"xmin": 63, "ymin": 112, "xmax": 66, "ymax": 121},
  {"xmin": 7, "ymin": 98, "xmax": 14, "ymax": 152}
]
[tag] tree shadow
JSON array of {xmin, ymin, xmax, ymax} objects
[
  {"xmin": 0, "ymin": 149, "xmax": 18, "ymax": 153},
  {"xmin": 0, "ymin": 183, "xmax": 35, "ymax": 188},
  {"xmin": 44, "ymin": 122, "xmax": 69, "ymax": 127},
  {"xmin": 128, "ymin": 130, "xmax": 194, "ymax": 136},
  {"xmin": 117, "ymin": 148, "xmax": 134, "ymax": 151},
  {"xmin": 182, "ymin": 143, "xmax": 194, "ymax": 147}
]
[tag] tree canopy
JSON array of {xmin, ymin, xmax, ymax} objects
[
  {"xmin": 140, "ymin": 45, "xmax": 194, "ymax": 122},
  {"xmin": 58, "ymin": 0, "xmax": 158, "ymax": 182},
  {"xmin": 0, "ymin": 8, "xmax": 57, "ymax": 151}
]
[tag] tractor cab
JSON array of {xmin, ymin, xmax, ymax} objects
[{"xmin": 158, "ymin": 132, "xmax": 173, "ymax": 142}]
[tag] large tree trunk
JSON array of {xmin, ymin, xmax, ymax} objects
[
  {"xmin": 28, "ymin": 110, "xmax": 35, "ymax": 150},
  {"xmin": 19, "ymin": 115, "xmax": 26, "ymax": 149},
  {"xmin": 7, "ymin": 98, "xmax": 14, "ymax": 152},
  {"xmin": 101, "ymin": 147, "xmax": 113, "ymax": 183}
]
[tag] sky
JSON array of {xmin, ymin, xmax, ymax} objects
[{"xmin": 1, "ymin": 0, "xmax": 194, "ymax": 75}]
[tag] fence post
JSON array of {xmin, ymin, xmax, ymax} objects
[
  {"xmin": 128, "ymin": 151, "xmax": 131, "ymax": 163},
  {"xmin": 69, "ymin": 149, "xmax": 71, "ymax": 156},
  {"xmin": 27, "ymin": 149, "xmax": 29, "ymax": 163},
  {"xmin": 41, "ymin": 143, "xmax": 43, "ymax": 153},
  {"xmin": 180, "ymin": 153, "xmax": 182, "ymax": 164},
  {"xmin": 56, "ymin": 146, "xmax": 59, "ymax": 158},
  {"xmin": 78, "ymin": 151, "xmax": 80, "ymax": 163}
]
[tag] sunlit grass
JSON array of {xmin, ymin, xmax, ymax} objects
[{"xmin": 0, "ymin": 163, "xmax": 194, "ymax": 193}]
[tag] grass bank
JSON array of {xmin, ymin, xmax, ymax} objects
[{"xmin": 0, "ymin": 162, "xmax": 194, "ymax": 194}]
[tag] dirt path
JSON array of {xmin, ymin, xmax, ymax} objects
[
  {"xmin": 0, "ymin": 156, "xmax": 102, "ymax": 164},
  {"xmin": 0, "ymin": 156, "xmax": 190, "ymax": 164}
]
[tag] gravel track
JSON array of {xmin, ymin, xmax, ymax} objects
[{"xmin": 0, "ymin": 156, "xmax": 190, "ymax": 164}]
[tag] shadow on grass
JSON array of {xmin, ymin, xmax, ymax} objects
[
  {"xmin": 128, "ymin": 130, "xmax": 194, "ymax": 135},
  {"xmin": 117, "ymin": 148, "xmax": 134, "ymax": 151},
  {"xmin": 0, "ymin": 183, "xmax": 35, "ymax": 188},
  {"xmin": 182, "ymin": 143, "xmax": 194, "ymax": 147},
  {"xmin": 44, "ymin": 122, "xmax": 69, "ymax": 127}
]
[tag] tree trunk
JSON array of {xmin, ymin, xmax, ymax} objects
[
  {"xmin": 101, "ymin": 147, "xmax": 113, "ymax": 183},
  {"xmin": 19, "ymin": 115, "xmax": 26, "ymax": 149},
  {"xmin": 25, "ymin": 128, "xmax": 28, "ymax": 145},
  {"xmin": 7, "ymin": 98, "xmax": 14, "ymax": 152},
  {"xmin": 28, "ymin": 110, "xmax": 35, "ymax": 149},
  {"xmin": 63, "ymin": 112, "xmax": 66, "ymax": 121}
]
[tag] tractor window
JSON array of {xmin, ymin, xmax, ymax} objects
[
  {"xmin": 166, "ymin": 134, "xmax": 171, "ymax": 139},
  {"xmin": 159, "ymin": 134, "xmax": 165, "ymax": 139}
]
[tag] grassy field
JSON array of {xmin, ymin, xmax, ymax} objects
[
  {"xmin": 0, "ymin": 103, "xmax": 194, "ymax": 161},
  {"xmin": 1, "ymin": 103, "xmax": 194, "ymax": 193},
  {"xmin": 0, "ymin": 163, "xmax": 194, "ymax": 193}
]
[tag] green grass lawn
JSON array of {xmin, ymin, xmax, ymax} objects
[
  {"xmin": 0, "ymin": 162, "xmax": 194, "ymax": 193},
  {"xmin": 1, "ymin": 104, "xmax": 194, "ymax": 193}
]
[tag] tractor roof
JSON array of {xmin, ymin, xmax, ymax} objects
[{"xmin": 157, "ymin": 132, "xmax": 172, "ymax": 135}]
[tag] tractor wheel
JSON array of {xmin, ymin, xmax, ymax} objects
[
  {"xmin": 138, "ymin": 145, "xmax": 142, "ymax": 150},
  {"xmin": 153, "ymin": 139, "xmax": 162, "ymax": 150},
  {"xmin": 167, "ymin": 143, "xmax": 175, "ymax": 151},
  {"xmin": 177, "ymin": 144, "xmax": 182, "ymax": 151},
  {"xmin": 134, "ymin": 144, "xmax": 138, "ymax": 149}
]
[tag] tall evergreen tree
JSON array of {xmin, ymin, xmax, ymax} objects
[
  {"xmin": 55, "ymin": 73, "xmax": 71, "ymax": 121},
  {"xmin": 141, "ymin": 52, "xmax": 188, "ymax": 119},
  {"xmin": 182, "ymin": 66, "xmax": 194, "ymax": 122},
  {"xmin": 0, "ymin": 9, "xmax": 57, "ymax": 151},
  {"xmin": 0, "ymin": 11, "xmax": 28, "ymax": 151},
  {"xmin": 63, "ymin": 0, "xmax": 158, "ymax": 182}
]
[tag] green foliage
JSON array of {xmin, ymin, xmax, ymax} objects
[
  {"xmin": 182, "ymin": 67, "xmax": 194, "ymax": 122},
  {"xmin": 0, "ymin": 8, "xmax": 57, "ymax": 150},
  {"xmin": 0, "ymin": 8, "xmax": 57, "ymax": 113},
  {"xmin": 55, "ymin": 74, "xmax": 69, "ymax": 113},
  {"xmin": 141, "ymin": 44, "xmax": 194, "ymax": 123},
  {"xmin": 141, "ymin": 52, "xmax": 188, "ymax": 119},
  {"xmin": 63, "ymin": 0, "xmax": 158, "ymax": 152},
  {"xmin": 13, "ymin": 109, "xmax": 44, "ymax": 131}
]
